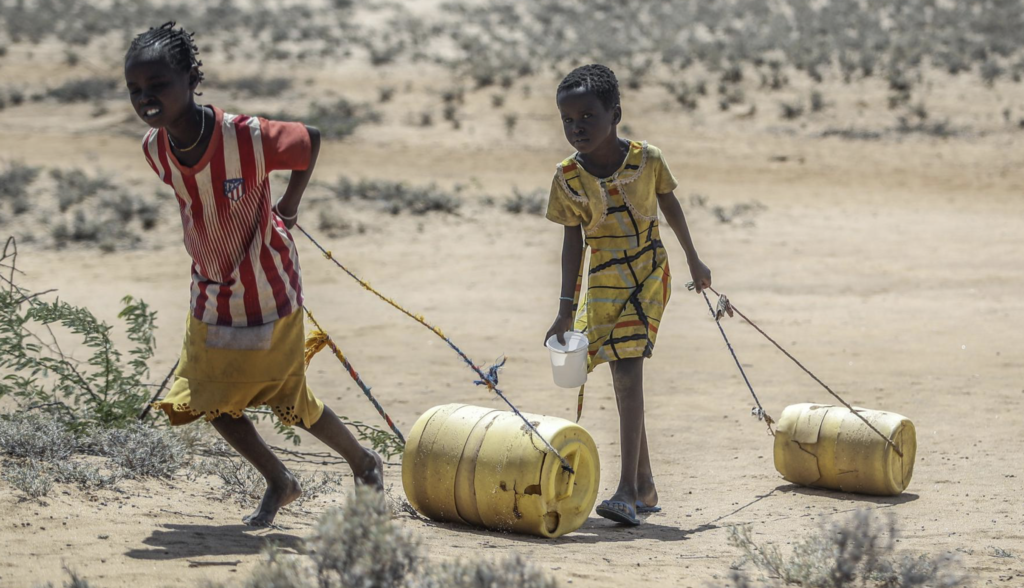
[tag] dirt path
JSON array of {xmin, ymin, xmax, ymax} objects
[{"xmin": 2, "ymin": 113, "xmax": 1023, "ymax": 586}]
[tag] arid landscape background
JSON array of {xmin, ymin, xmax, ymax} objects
[{"xmin": 1, "ymin": 1, "xmax": 1023, "ymax": 586}]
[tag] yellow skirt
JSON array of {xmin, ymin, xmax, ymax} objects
[
  {"xmin": 155, "ymin": 310, "xmax": 325, "ymax": 427},
  {"xmin": 574, "ymin": 242, "xmax": 671, "ymax": 371}
]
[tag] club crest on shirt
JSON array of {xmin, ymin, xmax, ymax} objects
[{"xmin": 222, "ymin": 178, "xmax": 245, "ymax": 202}]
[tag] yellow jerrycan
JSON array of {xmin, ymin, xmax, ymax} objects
[
  {"xmin": 401, "ymin": 403, "xmax": 600, "ymax": 538},
  {"xmin": 773, "ymin": 403, "xmax": 916, "ymax": 496}
]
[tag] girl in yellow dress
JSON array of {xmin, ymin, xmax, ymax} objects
[{"xmin": 544, "ymin": 64, "xmax": 712, "ymax": 526}]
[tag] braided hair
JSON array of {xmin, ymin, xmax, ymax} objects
[
  {"xmin": 556, "ymin": 64, "xmax": 620, "ymax": 110},
  {"xmin": 125, "ymin": 22, "xmax": 204, "ymax": 94}
]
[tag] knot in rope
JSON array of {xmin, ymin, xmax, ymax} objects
[
  {"xmin": 303, "ymin": 329, "xmax": 332, "ymax": 367},
  {"xmin": 473, "ymin": 357, "xmax": 507, "ymax": 389}
]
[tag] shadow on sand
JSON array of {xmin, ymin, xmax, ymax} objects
[
  {"xmin": 400, "ymin": 485, "xmax": 920, "ymax": 545},
  {"xmin": 408, "ymin": 513, "xmax": 716, "ymax": 545},
  {"xmin": 774, "ymin": 484, "xmax": 919, "ymax": 506},
  {"xmin": 125, "ymin": 523, "xmax": 302, "ymax": 561}
]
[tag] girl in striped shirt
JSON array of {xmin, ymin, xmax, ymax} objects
[{"xmin": 124, "ymin": 22, "xmax": 383, "ymax": 526}]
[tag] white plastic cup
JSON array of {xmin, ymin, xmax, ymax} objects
[{"xmin": 545, "ymin": 331, "xmax": 589, "ymax": 388}]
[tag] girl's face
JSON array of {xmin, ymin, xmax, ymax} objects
[
  {"xmin": 124, "ymin": 52, "xmax": 199, "ymax": 129},
  {"xmin": 556, "ymin": 87, "xmax": 621, "ymax": 154}
]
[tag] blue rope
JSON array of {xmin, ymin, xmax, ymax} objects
[{"xmin": 473, "ymin": 357, "xmax": 506, "ymax": 388}]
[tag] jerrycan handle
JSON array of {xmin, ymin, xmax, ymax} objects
[{"xmin": 555, "ymin": 449, "xmax": 581, "ymax": 501}]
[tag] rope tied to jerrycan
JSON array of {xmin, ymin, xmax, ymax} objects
[
  {"xmin": 302, "ymin": 306, "xmax": 405, "ymax": 444},
  {"xmin": 295, "ymin": 224, "xmax": 576, "ymax": 474},
  {"xmin": 694, "ymin": 282, "xmax": 903, "ymax": 458}
]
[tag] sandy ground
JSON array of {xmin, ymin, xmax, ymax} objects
[{"xmin": 2, "ymin": 29, "xmax": 1024, "ymax": 588}]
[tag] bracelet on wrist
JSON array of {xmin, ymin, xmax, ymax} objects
[
  {"xmin": 275, "ymin": 204, "xmax": 298, "ymax": 221},
  {"xmin": 559, "ymin": 296, "xmax": 573, "ymax": 303}
]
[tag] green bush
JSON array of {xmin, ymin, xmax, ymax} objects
[{"xmin": 0, "ymin": 290, "xmax": 157, "ymax": 429}]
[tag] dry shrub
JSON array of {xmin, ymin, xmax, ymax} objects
[
  {"xmin": 46, "ymin": 79, "xmax": 118, "ymax": 104},
  {"xmin": 418, "ymin": 554, "xmax": 558, "ymax": 588},
  {"xmin": 709, "ymin": 201, "xmax": 768, "ymax": 226},
  {"xmin": 720, "ymin": 510, "xmax": 966, "ymax": 588},
  {"xmin": 780, "ymin": 100, "xmax": 805, "ymax": 120},
  {"xmin": 51, "ymin": 459, "xmax": 121, "ymax": 489},
  {"xmin": 0, "ymin": 161, "xmax": 40, "ymax": 216},
  {"xmin": 98, "ymin": 424, "xmax": 187, "ymax": 479},
  {"xmin": 35, "ymin": 566, "xmax": 94, "ymax": 588},
  {"xmin": 306, "ymin": 487, "xmax": 420, "ymax": 587},
  {"xmin": 215, "ymin": 76, "xmax": 293, "ymax": 98},
  {"xmin": 51, "ymin": 189, "xmax": 160, "ymax": 251},
  {"xmin": 326, "ymin": 177, "xmax": 462, "ymax": 216},
  {"xmin": 0, "ymin": 413, "xmax": 189, "ymax": 498},
  {"xmin": 190, "ymin": 457, "xmax": 345, "ymax": 507},
  {"xmin": 318, "ymin": 205, "xmax": 366, "ymax": 238},
  {"xmin": 2, "ymin": 460, "xmax": 54, "ymax": 498},
  {"xmin": 231, "ymin": 488, "xmax": 559, "ymax": 588},
  {"xmin": 265, "ymin": 100, "xmax": 381, "ymax": 140},
  {"xmin": 0, "ymin": 413, "xmax": 78, "ymax": 461},
  {"xmin": 243, "ymin": 549, "xmax": 317, "ymax": 588},
  {"xmin": 503, "ymin": 188, "xmax": 546, "ymax": 216},
  {"xmin": 51, "ymin": 169, "xmax": 115, "ymax": 212}
]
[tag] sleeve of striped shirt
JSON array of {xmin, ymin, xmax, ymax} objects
[
  {"xmin": 260, "ymin": 119, "xmax": 312, "ymax": 172},
  {"xmin": 141, "ymin": 130, "xmax": 159, "ymax": 176}
]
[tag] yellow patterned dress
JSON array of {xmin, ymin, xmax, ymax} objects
[{"xmin": 546, "ymin": 141, "xmax": 677, "ymax": 412}]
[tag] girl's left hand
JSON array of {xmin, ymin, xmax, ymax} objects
[{"xmin": 688, "ymin": 259, "xmax": 712, "ymax": 293}]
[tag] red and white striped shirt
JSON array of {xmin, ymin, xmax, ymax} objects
[{"xmin": 142, "ymin": 106, "xmax": 311, "ymax": 327}]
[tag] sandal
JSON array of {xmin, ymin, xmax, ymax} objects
[
  {"xmin": 595, "ymin": 499, "xmax": 641, "ymax": 526},
  {"xmin": 636, "ymin": 501, "xmax": 662, "ymax": 514}
]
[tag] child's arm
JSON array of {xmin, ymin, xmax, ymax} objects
[
  {"xmin": 544, "ymin": 225, "xmax": 585, "ymax": 345},
  {"xmin": 658, "ymin": 190, "xmax": 712, "ymax": 292},
  {"xmin": 274, "ymin": 125, "xmax": 321, "ymax": 229}
]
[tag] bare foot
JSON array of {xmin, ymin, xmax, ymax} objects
[
  {"xmin": 354, "ymin": 449, "xmax": 384, "ymax": 491},
  {"xmin": 243, "ymin": 473, "xmax": 302, "ymax": 527},
  {"xmin": 637, "ymin": 474, "xmax": 659, "ymax": 509}
]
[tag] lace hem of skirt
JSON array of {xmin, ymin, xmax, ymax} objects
[{"xmin": 158, "ymin": 401, "xmax": 304, "ymax": 426}]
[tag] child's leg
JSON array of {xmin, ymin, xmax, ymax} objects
[
  {"xmin": 608, "ymin": 356, "xmax": 645, "ymax": 507},
  {"xmin": 636, "ymin": 421, "xmax": 659, "ymax": 508},
  {"xmin": 297, "ymin": 406, "xmax": 384, "ymax": 490},
  {"xmin": 211, "ymin": 414, "xmax": 301, "ymax": 526}
]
